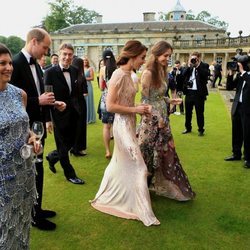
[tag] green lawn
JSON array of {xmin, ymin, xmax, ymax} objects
[{"xmin": 30, "ymin": 83, "xmax": 250, "ymax": 250}]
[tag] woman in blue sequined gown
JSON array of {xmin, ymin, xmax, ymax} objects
[
  {"xmin": 84, "ymin": 57, "xmax": 96, "ymax": 124},
  {"xmin": 0, "ymin": 43, "xmax": 37, "ymax": 249},
  {"xmin": 138, "ymin": 41, "xmax": 195, "ymax": 201}
]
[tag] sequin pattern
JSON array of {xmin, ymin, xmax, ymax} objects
[{"xmin": 0, "ymin": 84, "xmax": 36, "ymax": 250}]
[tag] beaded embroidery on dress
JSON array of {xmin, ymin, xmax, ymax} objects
[
  {"xmin": 0, "ymin": 84, "xmax": 36, "ymax": 250},
  {"xmin": 138, "ymin": 70, "xmax": 195, "ymax": 201},
  {"xmin": 91, "ymin": 68, "xmax": 160, "ymax": 226}
]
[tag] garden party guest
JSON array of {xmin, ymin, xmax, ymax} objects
[
  {"xmin": 138, "ymin": 40, "xmax": 196, "ymax": 201},
  {"xmin": 91, "ymin": 40, "xmax": 160, "ymax": 226}
]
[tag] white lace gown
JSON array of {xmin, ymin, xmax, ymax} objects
[{"xmin": 91, "ymin": 68, "xmax": 160, "ymax": 226}]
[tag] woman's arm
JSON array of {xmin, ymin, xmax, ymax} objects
[
  {"xmin": 99, "ymin": 66, "xmax": 106, "ymax": 90},
  {"xmin": 86, "ymin": 67, "xmax": 94, "ymax": 81},
  {"xmin": 21, "ymin": 89, "xmax": 27, "ymax": 108},
  {"xmin": 140, "ymin": 70, "xmax": 151, "ymax": 103},
  {"xmin": 106, "ymin": 80, "xmax": 148, "ymax": 115}
]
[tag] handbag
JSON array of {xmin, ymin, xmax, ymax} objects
[
  {"xmin": 100, "ymin": 90, "xmax": 107, "ymax": 112},
  {"xmin": 100, "ymin": 79, "xmax": 107, "ymax": 90}
]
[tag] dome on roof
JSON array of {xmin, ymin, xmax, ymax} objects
[
  {"xmin": 171, "ymin": 0, "xmax": 186, "ymax": 12},
  {"xmin": 169, "ymin": 0, "xmax": 186, "ymax": 21}
]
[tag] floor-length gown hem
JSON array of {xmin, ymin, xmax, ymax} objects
[{"xmin": 91, "ymin": 203, "xmax": 160, "ymax": 226}]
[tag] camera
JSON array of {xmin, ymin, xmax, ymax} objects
[
  {"xmin": 227, "ymin": 51, "xmax": 250, "ymax": 71},
  {"xmin": 226, "ymin": 61, "xmax": 238, "ymax": 71},
  {"xmin": 190, "ymin": 58, "xmax": 197, "ymax": 64},
  {"xmin": 173, "ymin": 67, "xmax": 177, "ymax": 71},
  {"xmin": 186, "ymin": 80, "xmax": 193, "ymax": 88}
]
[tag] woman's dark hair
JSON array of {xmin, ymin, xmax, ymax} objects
[
  {"xmin": 72, "ymin": 57, "xmax": 87, "ymax": 95},
  {"xmin": 102, "ymin": 50, "xmax": 117, "ymax": 80},
  {"xmin": 0, "ymin": 43, "xmax": 12, "ymax": 57},
  {"xmin": 72, "ymin": 57, "xmax": 84, "ymax": 75},
  {"xmin": 117, "ymin": 40, "xmax": 147, "ymax": 66}
]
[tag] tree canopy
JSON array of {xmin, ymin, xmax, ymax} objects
[
  {"xmin": 43, "ymin": 0, "xmax": 100, "ymax": 32},
  {"xmin": 0, "ymin": 36, "xmax": 25, "ymax": 56},
  {"xmin": 159, "ymin": 10, "xmax": 228, "ymax": 29}
]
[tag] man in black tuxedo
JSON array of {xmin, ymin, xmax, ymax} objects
[
  {"xmin": 44, "ymin": 43, "xmax": 85, "ymax": 184},
  {"xmin": 224, "ymin": 55, "xmax": 250, "ymax": 168},
  {"xmin": 182, "ymin": 52, "xmax": 210, "ymax": 136},
  {"xmin": 212, "ymin": 62, "xmax": 222, "ymax": 87},
  {"xmin": 10, "ymin": 28, "xmax": 65, "ymax": 230}
]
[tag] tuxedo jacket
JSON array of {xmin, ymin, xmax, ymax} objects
[
  {"xmin": 44, "ymin": 65, "xmax": 81, "ymax": 146},
  {"xmin": 183, "ymin": 61, "xmax": 210, "ymax": 97},
  {"xmin": 10, "ymin": 52, "xmax": 46, "ymax": 128},
  {"xmin": 228, "ymin": 72, "xmax": 250, "ymax": 116}
]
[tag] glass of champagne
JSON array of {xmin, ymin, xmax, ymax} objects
[
  {"xmin": 45, "ymin": 85, "xmax": 53, "ymax": 93},
  {"xmin": 177, "ymin": 91, "xmax": 183, "ymax": 99},
  {"xmin": 31, "ymin": 121, "xmax": 44, "ymax": 163}
]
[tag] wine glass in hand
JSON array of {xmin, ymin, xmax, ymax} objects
[{"xmin": 31, "ymin": 121, "xmax": 44, "ymax": 163}]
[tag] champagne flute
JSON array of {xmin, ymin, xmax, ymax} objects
[
  {"xmin": 31, "ymin": 121, "xmax": 44, "ymax": 163},
  {"xmin": 177, "ymin": 91, "xmax": 183, "ymax": 99},
  {"xmin": 44, "ymin": 85, "xmax": 53, "ymax": 93}
]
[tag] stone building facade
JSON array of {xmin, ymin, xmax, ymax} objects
[{"xmin": 50, "ymin": 0, "xmax": 250, "ymax": 75}]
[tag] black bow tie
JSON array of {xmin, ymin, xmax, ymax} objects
[
  {"xmin": 62, "ymin": 68, "xmax": 71, "ymax": 73},
  {"xmin": 29, "ymin": 57, "xmax": 36, "ymax": 65}
]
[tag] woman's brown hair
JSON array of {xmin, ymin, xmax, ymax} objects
[
  {"xmin": 117, "ymin": 40, "xmax": 147, "ymax": 66},
  {"xmin": 145, "ymin": 41, "xmax": 173, "ymax": 88}
]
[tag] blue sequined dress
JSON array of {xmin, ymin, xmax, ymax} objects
[{"xmin": 0, "ymin": 84, "xmax": 36, "ymax": 250}]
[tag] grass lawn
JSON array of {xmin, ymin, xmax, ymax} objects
[{"xmin": 30, "ymin": 82, "xmax": 250, "ymax": 250}]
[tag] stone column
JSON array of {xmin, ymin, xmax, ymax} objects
[
  {"xmin": 224, "ymin": 52, "xmax": 229, "ymax": 77},
  {"xmin": 213, "ymin": 53, "xmax": 217, "ymax": 61}
]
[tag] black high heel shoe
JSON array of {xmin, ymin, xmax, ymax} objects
[{"xmin": 70, "ymin": 149, "xmax": 87, "ymax": 157}]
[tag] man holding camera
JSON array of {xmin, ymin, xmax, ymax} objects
[
  {"xmin": 225, "ymin": 55, "xmax": 250, "ymax": 168},
  {"xmin": 182, "ymin": 52, "xmax": 210, "ymax": 136}
]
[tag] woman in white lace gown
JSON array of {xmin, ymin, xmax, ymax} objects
[{"xmin": 91, "ymin": 40, "xmax": 160, "ymax": 226}]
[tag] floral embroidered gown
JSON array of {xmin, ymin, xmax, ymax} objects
[
  {"xmin": 138, "ymin": 70, "xmax": 195, "ymax": 201},
  {"xmin": 0, "ymin": 84, "xmax": 36, "ymax": 249},
  {"xmin": 91, "ymin": 68, "xmax": 160, "ymax": 226}
]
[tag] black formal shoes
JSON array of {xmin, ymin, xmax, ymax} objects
[
  {"xmin": 46, "ymin": 156, "xmax": 57, "ymax": 173},
  {"xmin": 32, "ymin": 218, "xmax": 56, "ymax": 231},
  {"xmin": 67, "ymin": 177, "xmax": 85, "ymax": 184},
  {"xmin": 244, "ymin": 161, "xmax": 250, "ymax": 168},
  {"xmin": 198, "ymin": 132, "xmax": 204, "ymax": 136},
  {"xmin": 224, "ymin": 155, "xmax": 241, "ymax": 161},
  {"xmin": 70, "ymin": 149, "xmax": 87, "ymax": 157},
  {"xmin": 182, "ymin": 130, "xmax": 191, "ymax": 134},
  {"xmin": 40, "ymin": 209, "xmax": 57, "ymax": 219}
]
